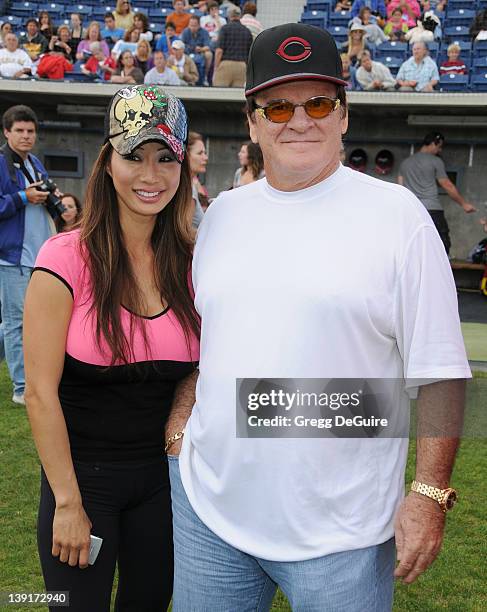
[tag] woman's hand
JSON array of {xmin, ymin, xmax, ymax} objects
[{"xmin": 52, "ymin": 502, "xmax": 92, "ymax": 569}]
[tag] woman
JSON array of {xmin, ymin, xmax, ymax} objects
[
  {"xmin": 187, "ymin": 131, "xmax": 208, "ymax": 223},
  {"xmin": 133, "ymin": 12, "xmax": 153, "ymax": 44},
  {"xmin": 0, "ymin": 21, "xmax": 12, "ymax": 47},
  {"xmin": 233, "ymin": 141, "xmax": 264, "ymax": 188},
  {"xmin": 55, "ymin": 193, "xmax": 82, "ymax": 233},
  {"xmin": 24, "ymin": 85, "xmax": 199, "ymax": 612},
  {"xmin": 111, "ymin": 50, "xmax": 144, "ymax": 84},
  {"xmin": 49, "ymin": 25, "xmax": 75, "ymax": 62},
  {"xmin": 69, "ymin": 13, "xmax": 85, "ymax": 52},
  {"xmin": 114, "ymin": 0, "xmax": 135, "ymax": 30},
  {"xmin": 384, "ymin": 7, "xmax": 409, "ymax": 41},
  {"xmin": 355, "ymin": 7, "xmax": 388, "ymax": 46},
  {"xmin": 38, "ymin": 11, "xmax": 55, "ymax": 41},
  {"xmin": 135, "ymin": 39, "xmax": 152, "ymax": 74},
  {"xmin": 76, "ymin": 21, "xmax": 110, "ymax": 61},
  {"xmin": 341, "ymin": 23, "xmax": 370, "ymax": 66},
  {"xmin": 111, "ymin": 26, "xmax": 140, "ymax": 60},
  {"xmin": 387, "ymin": 0, "xmax": 421, "ymax": 28}
]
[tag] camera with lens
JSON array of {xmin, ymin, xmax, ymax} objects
[{"xmin": 38, "ymin": 178, "xmax": 66, "ymax": 219}]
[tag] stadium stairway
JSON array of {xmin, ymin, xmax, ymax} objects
[{"xmin": 257, "ymin": 0, "xmax": 304, "ymax": 29}]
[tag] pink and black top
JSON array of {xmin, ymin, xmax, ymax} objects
[{"xmin": 33, "ymin": 230, "xmax": 199, "ymax": 463}]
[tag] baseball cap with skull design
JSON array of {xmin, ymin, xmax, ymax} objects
[{"xmin": 105, "ymin": 85, "xmax": 188, "ymax": 162}]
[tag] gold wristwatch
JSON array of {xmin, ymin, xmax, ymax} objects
[{"xmin": 411, "ymin": 480, "xmax": 458, "ymax": 513}]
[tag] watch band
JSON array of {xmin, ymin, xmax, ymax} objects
[{"xmin": 411, "ymin": 480, "xmax": 445, "ymax": 503}]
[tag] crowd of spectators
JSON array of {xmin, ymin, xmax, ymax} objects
[
  {"xmin": 326, "ymin": 0, "xmax": 487, "ymax": 91},
  {"xmin": 0, "ymin": 0, "xmax": 262, "ymax": 87},
  {"xmin": 0, "ymin": 0, "xmax": 486, "ymax": 90}
]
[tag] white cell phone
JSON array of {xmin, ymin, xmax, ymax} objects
[{"xmin": 88, "ymin": 535, "xmax": 103, "ymax": 565}]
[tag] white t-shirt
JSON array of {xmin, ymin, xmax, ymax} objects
[
  {"xmin": 180, "ymin": 164, "xmax": 471, "ymax": 562},
  {"xmin": 200, "ymin": 14, "xmax": 227, "ymax": 41},
  {"xmin": 0, "ymin": 48, "xmax": 32, "ymax": 77},
  {"xmin": 144, "ymin": 66, "xmax": 181, "ymax": 86}
]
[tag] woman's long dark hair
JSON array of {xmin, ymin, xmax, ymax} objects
[
  {"xmin": 244, "ymin": 141, "xmax": 264, "ymax": 180},
  {"xmin": 80, "ymin": 142, "xmax": 199, "ymax": 365},
  {"xmin": 55, "ymin": 192, "xmax": 82, "ymax": 232}
]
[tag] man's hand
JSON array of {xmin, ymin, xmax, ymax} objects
[
  {"xmin": 394, "ymin": 492, "xmax": 445, "ymax": 584},
  {"xmin": 462, "ymin": 202, "xmax": 476, "ymax": 213},
  {"xmin": 25, "ymin": 182, "xmax": 49, "ymax": 204}
]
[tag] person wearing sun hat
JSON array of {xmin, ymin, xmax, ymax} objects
[
  {"xmin": 24, "ymin": 85, "xmax": 200, "ymax": 611},
  {"xmin": 165, "ymin": 23, "xmax": 470, "ymax": 612}
]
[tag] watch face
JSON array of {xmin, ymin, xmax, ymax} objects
[{"xmin": 445, "ymin": 490, "xmax": 457, "ymax": 510}]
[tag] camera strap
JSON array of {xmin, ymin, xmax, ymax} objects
[{"xmin": 0, "ymin": 143, "xmax": 38, "ymax": 185}]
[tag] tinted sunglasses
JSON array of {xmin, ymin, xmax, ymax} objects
[{"xmin": 254, "ymin": 96, "xmax": 341, "ymax": 123}]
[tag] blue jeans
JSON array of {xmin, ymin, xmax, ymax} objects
[
  {"xmin": 168, "ymin": 456, "xmax": 395, "ymax": 612},
  {"xmin": 0, "ymin": 265, "xmax": 31, "ymax": 394}
]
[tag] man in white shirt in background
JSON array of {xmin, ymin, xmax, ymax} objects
[
  {"xmin": 144, "ymin": 49, "xmax": 181, "ymax": 86},
  {"xmin": 356, "ymin": 50, "xmax": 396, "ymax": 91},
  {"xmin": 0, "ymin": 33, "xmax": 32, "ymax": 78},
  {"xmin": 166, "ymin": 23, "xmax": 470, "ymax": 612}
]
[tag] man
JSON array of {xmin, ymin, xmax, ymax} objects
[
  {"xmin": 398, "ymin": 132, "xmax": 476, "ymax": 254},
  {"xmin": 19, "ymin": 19, "xmax": 48, "ymax": 61},
  {"xmin": 144, "ymin": 49, "xmax": 181, "ymax": 85},
  {"xmin": 167, "ymin": 0, "xmax": 191, "ymax": 36},
  {"xmin": 201, "ymin": 0, "xmax": 226, "ymax": 45},
  {"xmin": 0, "ymin": 105, "xmax": 52, "ymax": 404},
  {"xmin": 100, "ymin": 12, "xmax": 125, "ymax": 45},
  {"xmin": 155, "ymin": 21, "xmax": 180, "ymax": 56},
  {"xmin": 165, "ymin": 23, "xmax": 471, "ymax": 611},
  {"xmin": 240, "ymin": 1, "xmax": 264, "ymax": 40},
  {"xmin": 356, "ymin": 50, "xmax": 396, "ymax": 90},
  {"xmin": 167, "ymin": 40, "xmax": 198, "ymax": 85},
  {"xmin": 396, "ymin": 41, "xmax": 439, "ymax": 92},
  {"xmin": 213, "ymin": 6, "xmax": 253, "ymax": 88},
  {"xmin": 0, "ymin": 33, "xmax": 32, "ymax": 78},
  {"xmin": 181, "ymin": 15, "xmax": 213, "ymax": 85},
  {"xmin": 167, "ymin": 20, "xmax": 471, "ymax": 611}
]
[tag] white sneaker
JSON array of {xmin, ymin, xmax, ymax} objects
[{"xmin": 12, "ymin": 393, "xmax": 25, "ymax": 405}]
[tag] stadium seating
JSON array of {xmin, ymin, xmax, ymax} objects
[
  {"xmin": 471, "ymin": 73, "xmax": 487, "ymax": 91},
  {"xmin": 10, "ymin": 2, "xmax": 39, "ymax": 17},
  {"xmin": 328, "ymin": 25, "xmax": 348, "ymax": 44},
  {"xmin": 300, "ymin": 11, "xmax": 328, "ymax": 28},
  {"xmin": 444, "ymin": 26, "xmax": 471, "ymax": 42},
  {"xmin": 439, "ymin": 73, "xmax": 469, "ymax": 92},
  {"xmin": 305, "ymin": 0, "xmax": 332, "ymax": 13},
  {"xmin": 376, "ymin": 56, "xmax": 402, "ymax": 77},
  {"xmin": 472, "ymin": 57, "xmax": 487, "ymax": 74},
  {"xmin": 39, "ymin": 3, "xmax": 64, "ymax": 16},
  {"xmin": 448, "ymin": 0, "xmax": 477, "ymax": 9},
  {"xmin": 375, "ymin": 41, "xmax": 407, "ymax": 60},
  {"xmin": 148, "ymin": 7, "xmax": 170, "ymax": 23},
  {"xmin": 329, "ymin": 10, "xmax": 351, "ymax": 29},
  {"xmin": 70, "ymin": 5, "xmax": 91, "ymax": 17},
  {"xmin": 444, "ymin": 9, "xmax": 476, "ymax": 29}
]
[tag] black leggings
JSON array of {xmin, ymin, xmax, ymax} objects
[{"xmin": 37, "ymin": 458, "xmax": 173, "ymax": 612}]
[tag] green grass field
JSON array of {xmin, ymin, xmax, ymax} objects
[{"xmin": 1, "ymin": 363, "xmax": 486, "ymax": 612}]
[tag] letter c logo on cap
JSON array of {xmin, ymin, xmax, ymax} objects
[{"xmin": 276, "ymin": 37, "xmax": 312, "ymax": 63}]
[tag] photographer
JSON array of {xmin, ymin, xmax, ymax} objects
[{"xmin": 0, "ymin": 105, "xmax": 56, "ymax": 405}]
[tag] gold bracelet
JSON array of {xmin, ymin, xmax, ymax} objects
[{"xmin": 165, "ymin": 428, "xmax": 185, "ymax": 453}]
